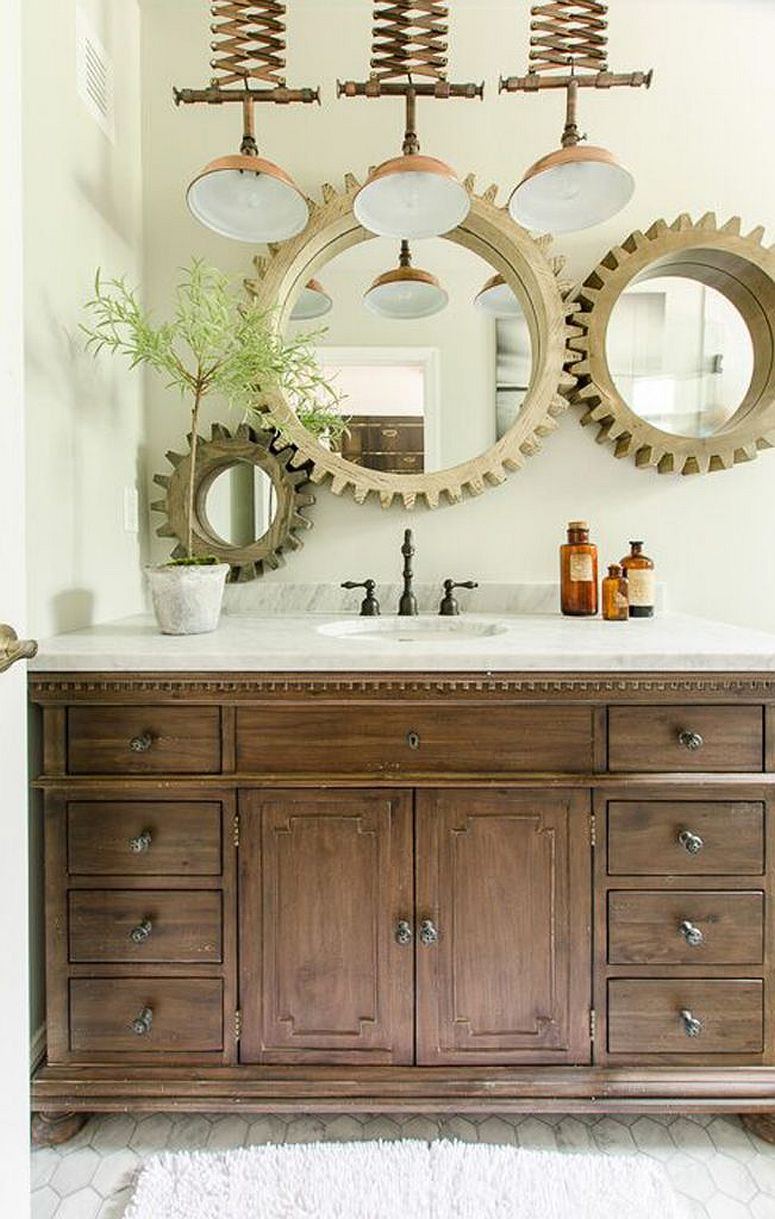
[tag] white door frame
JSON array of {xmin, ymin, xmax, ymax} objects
[
  {"xmin": 0, "ymin": 0, "xmax": 32, "ymax": 1208},
  {"xmin": 317, "ymin": 345, "xmax": 443, "ymax": 472}
]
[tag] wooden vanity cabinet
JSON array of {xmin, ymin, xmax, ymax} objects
[
  {"xmin": 238, "ymin": 787, "xmax": 590, "ymax": 1068},
  {"xmin": 28, "ymin": 670, "xmax": 775, "ymax": 1128}
]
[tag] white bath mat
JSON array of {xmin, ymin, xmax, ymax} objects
[{"xmin": 124, "ymin": 1138, "xmax": 683, "ymax": 1219}]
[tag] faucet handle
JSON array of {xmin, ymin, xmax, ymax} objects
[
  {"xmin": 341, "ymin": 579, "xmax": 380, "ymax": 617},
  {"xmin": 439, "ymin": 580, "xmax": 478, "ymax": 616}
]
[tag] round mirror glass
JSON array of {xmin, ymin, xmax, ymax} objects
[
  {"xmin": 606, "ymin": 274, "xmax": 754, "ymax": 437},
  {"xmin": 204, "ymin": 463, "xmax": 278, "ymax": 547},
  {"xmin": 286, "ymin": 236, "xmax": 532, "ymax": 475}
]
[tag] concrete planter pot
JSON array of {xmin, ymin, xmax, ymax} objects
[{"xmin": 146, "ymin": 563, "xmax": 230, "ymax": 635}]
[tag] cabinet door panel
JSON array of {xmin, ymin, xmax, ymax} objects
[
  {"xmin": 239, "ymin": 789, "xmax": 413, "ymax": 1064},
  {"xmin": 416, "ymin": 789, "xmax": 591, "ymax": 1065}
]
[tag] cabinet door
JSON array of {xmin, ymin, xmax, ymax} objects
[
  {"xmin": 416, "ymin": 789, "xmax": 591, "ymax": 1065},
  {"xmin": 239, "ymin": 789, "xmax": 413, "ymax": 1064}
]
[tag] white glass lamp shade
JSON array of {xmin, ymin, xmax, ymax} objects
[
  {"xmin": 186, "ymin": 154, "xmax": 309, "ymax": 243},
  {"xmin": 364, "ymin": 266, "xmax": 448, "ymax": 320},
  {"xmin": 354, "ymin": 154, "xmax": 470, "ymax": 239},
  {"xmin": 508, "ymin": 145, "xmax": 634, "ymax": 234},
  {"xmin": 474, "ymin": 273, "xmax": 523, "ymax": 318},
  {"xmin": 290, "ymin": 279, "xmax": 333, "ymax": 321}
]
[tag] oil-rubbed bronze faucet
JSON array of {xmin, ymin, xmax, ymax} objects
[
  {"xmin": 439, "ymin": 580, "xmax": 478, "ymax": 616},
  {"xmin": 398, "ymin": 528, "xmax": 418, "ymax": 616}
]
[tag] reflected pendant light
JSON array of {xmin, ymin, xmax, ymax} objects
[
  {"xmin": 291, "ymin": 279, "xmax": 333, "ymax": 321},
  {"xmin": 364, "ymin": 240, "xmax": 448, "ymax": 320},
  {"xmin": 474, "ymin": 273, "xmax": 523, "ymax": 318},
  {"xmin": 174, "ymin": 2, "xmax": 319, "ymax": 243},
  {"xmin": 500, "ymin": 2, "xmax": 652, "ymax": 233},
  {"xmin": 339, "ymin": 2, "xmax": 483, "ymax": 239}
]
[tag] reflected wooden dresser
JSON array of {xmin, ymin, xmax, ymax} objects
[{"xmin": 28, "ymin": 669, "xmax": 775, "ymax": 1141}]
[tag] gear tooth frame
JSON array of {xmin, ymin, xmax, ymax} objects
[
  {"xmin": 566, "ymin": 215, "xmax": 775, "ymax": 475},
  {"xmin": 153, "ymin": 424, "xmax": 315, "ymax": 581},
  {"xmin": 245, "ymin": 176, "xmax": 573, "ymax": 509}
]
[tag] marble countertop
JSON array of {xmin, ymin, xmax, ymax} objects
[{"xmin": 28, "ymin": 610, "xmax": 775, "ymax": 673}]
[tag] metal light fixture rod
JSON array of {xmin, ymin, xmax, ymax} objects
[
  {"xmin": 499, "ymin": 69, "xmax": 652, "ymax": 94},
  {"xmin": 337, "ymin": 80, "xmax": 481, "ymax": 100},
  {"xmin": 174, "ymin": 85, "xmax": 319, "ymax": 105}
]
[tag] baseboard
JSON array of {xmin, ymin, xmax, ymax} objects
[{"xmin": 30, "ymin": 1023, "xmax": 46, "ymax": 1074}]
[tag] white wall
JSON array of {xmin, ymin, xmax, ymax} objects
[
  {"xmin": 23, "ymin": 0, "xmax": 146, "ymax": 639},
  {"xmin": 141, "ymin": 0, "xmax": 775, "ymax": 633},
  {"xmin": 2, "ymin": 0, "xmax": 31, "ymax": 1205},
  {"xmin": 22, "ymin": 0, "xmax": 145, "ymax": 1043}
]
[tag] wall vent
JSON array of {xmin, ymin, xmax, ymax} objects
[{"xmin": 76, "ymin": 8, "xmax": 115, "ymax": 142}]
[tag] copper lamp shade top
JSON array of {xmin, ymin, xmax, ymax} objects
[
  {"xmin": 364, "ymin": 262, "xmax": 448, "ymax": 320},
  {"xmin": 354, "ymin": 153, "xmax": 471, "ymax": 240},
  {"xmin": 474, "ymin": 273, "xmax": 523, "ymax": 318},
  {"xmin": 508, "ymin": 143, "xmax": 634, "ymax": 235},
  {"xmin": 290, "ymin": 278, "xmax": 333, "ymax": 321},
  {"xmin": 186, "ymin": 153, "xmax": 310, "ymax": 244}
]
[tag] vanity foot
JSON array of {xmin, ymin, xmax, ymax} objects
[
  {"xmin": 740, "ymin": 1114, "xmax": 775, "ymax": 1145},
  {"xmin": 31, "ymin": 1111, "xmax": 89, "ymax": 1147}
]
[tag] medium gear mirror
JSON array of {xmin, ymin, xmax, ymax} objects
[{"xmin": 568, "ymin": 213, "xmax": 775, "ymax": 474}]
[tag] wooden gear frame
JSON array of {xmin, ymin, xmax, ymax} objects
[
  {"xmin": 152, "ymin": 422, "xmax": 315, "ymax": 581},
  {"xmin": 568, "ymin": 213, "xmax": 775, "ymax": 475},
  {"xmin": 246, "ymin": 175, "xmax": 575, "ymax": 509}
]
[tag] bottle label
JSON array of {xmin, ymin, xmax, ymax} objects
[
  {"xmin": 627, "ymin": 568, "xmax": 655, "ymax": 607},
  {"xmin": 569, "ymin": 554, "xmax": 594, "ymax": 583},
  {"xmin": 615, "ymin": 590, "xmax": 628, "ymax": 610}
]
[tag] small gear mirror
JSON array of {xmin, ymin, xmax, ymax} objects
[{"xmin": 152, "ymin": 423, "xmax": 315, "ymax": 581}]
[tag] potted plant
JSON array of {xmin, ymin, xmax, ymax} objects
[{"xmin": 82, "ymin": 259, "xmax": 344, "ymax": 634}]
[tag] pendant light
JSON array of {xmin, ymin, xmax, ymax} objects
[
  {"xmin": 339, "ymin": 2, "xmax": 483, "ymax": 240},
  {"xmin": 364, "ymin": 241, "xmax": 448, "ymax": 320},
  {"xmin": 500, "ymin": 2, "xmax": 652, "ymax": 234},
  {"xmin": 290, "ymin": 279, "xmax": 333, "ymax": 321},
  {"xmin": 474, "ymin": 273, "xmax": 522, "ymax": 318},
  {"xmin": 174, "ymin": 2, "xmax": 319, "ymax": 243}
]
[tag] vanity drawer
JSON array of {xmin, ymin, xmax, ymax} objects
[
  {"xmin": 68, "ymin": 891, "xmax": 223, "ymax": 963},
  {"xmin": 235, "ymin": 703, "xmax": 594, "ymax": 775},
  {"xmin": 608, "ymin": 705, "xmax": 763, "ymax": 773},
  {"xmin": 69, "ymin": 978, "xmax": 223, "ymax": 1054},
  {"xmin": 607, "ymin": 979, "xmax": 764, "ymax": 1055},
  {"xmin": 608, "ymin": 891, "xmax": 764, "ymax": 965},
  {"xmin": 67, "ymin": 801, "xmax": 223, "ymax": 876},
  {"xmin": 67, "ymin": 706, "xmax": 222, "ymax": 775},
  {"xmin": 607, "ymin": 800, "xmax": 765, "ymax": 875}
]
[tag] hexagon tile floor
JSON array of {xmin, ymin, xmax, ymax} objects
[{"xmin": 31, "ymin": 1112, "xmax": 775, "ymax": 1219}]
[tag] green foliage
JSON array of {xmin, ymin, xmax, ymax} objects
[
  {"xmin": 82, "ymin": 259, "xmax": 347, "ymax": 558},
  {"xmin": 81, "ymin": 260, "xmax": 344, "ymax": 427}
]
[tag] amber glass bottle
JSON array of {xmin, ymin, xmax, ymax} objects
[
  {"xmin": 602, "ymin": 564, "xmax": 629, "ymax": 621},
  {"xmin": 560, "ymin": 521, "xmax": 598, "ymax": 616},
  {"xmin": 620, "ymin": 540, "xmax": 655, "ymax": 618}
]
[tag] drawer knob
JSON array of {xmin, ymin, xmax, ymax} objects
[
  {"xmin": 129, "ymin": 731, "xmax": 154, "ymax": 753},
  {"xmin": 678, "ymin": 829, "xmax": 704, "ymax": 856},
  {"xmin": 419, "ymin": 918, "xmax": 439, "ymax": 946},
  {"xmin": 679, "ymin": 919, "xmax": 704, "ymax": 947},
  {"xmin": 406, "ymin": 730, "xmax": 420, "ymax": 750},
  {"xmin": 678, "ymin": 729, "xmax": 704, "ymax": 752},
  {"xmin": 395, "ymin": 919, "xmax": 414, "ymax": 945},
  {"xmin": 129, "ymin": 918, "xmax": 153, "ymax": 944},
  {"xmin": 129, "ymin": 830, "xmax": 153, "ymax": 853},
  {"xmin": 130, "ymin": 1006, "xmax": 154, "ymax": 1036},
  {"xmin": 680, "ymin": 1008, "xmax": 703, "ymax": 1038}
]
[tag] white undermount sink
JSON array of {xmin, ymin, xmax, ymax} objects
[{"xmin": 317, "ymin": 616, "xmax": 509, "ymax": 643}]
